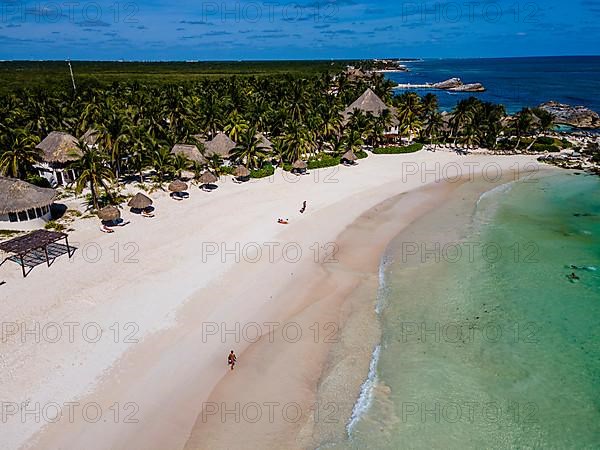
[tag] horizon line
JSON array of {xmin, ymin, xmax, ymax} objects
[{"xmin": 1, "ymin": 55, "xmax": 599, "ymax": 63}]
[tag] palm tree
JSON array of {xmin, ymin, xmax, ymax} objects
[
  {"xmin": 230, "ymin": 126, "xmax": 269, "ymax": 169},
  {"xmin": 224, "ymin": 110, "xmax": 249, "ymax": 142},
  {"xmin": 532, "ymin": 108, "xmax": 555, "ymax": 137},
  {"xmin": 151, "ymin": 146, "xmax": 174, "ymax": 184},
  {"xmin": 512, "ymin": 108, "xmax": 533, "ymax": 151},
  {"xmin": 0, "ymin": 129, "xmax": 42, "ymax": 179},
  {"xmin": 172, "ymin": 153, "xmax": 191, "ymax": 179},
  {"xmin": 342, "ymin": 129, "xmax": 364, "ymax": 155},
  {"xmin": 424, "ymin": 112, "xmax": 444, "ymax": 150},
  {"xmin": 206, "ymin": 153, "xmax": 224, "ymax": 178},
  {"xmin": 70, "ymin": 141, "xmax": 115, "ymax": 210}
]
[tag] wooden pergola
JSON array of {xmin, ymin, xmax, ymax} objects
[{"xmin": 0, "ymin": 230, "xmax": 73, "ymax": 277}]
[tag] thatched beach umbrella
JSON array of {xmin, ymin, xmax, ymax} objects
[
  {"xmin": 199, "ymin": 171, "xmax": 218, "ymax": 184},
  {"xmin": 36, "ymin": 131, "xmax": 83, "ymax": 163},
  {"xmin": 128, "ymin": 192, "xmax": 153, "ymax": 210},
  {"xmin": 234, "ymin": 165, "xmax": 250, "ymax": 178},
  {"xmin": 97, "ymin": 205, "xmax": 120, "ymax": 222},
  {"xmin": 168, "ymin": 180, "xmax": 189, "ymax": 193},
  {"xmin": 342, "ymin": 150, "xmax": 358, "ymax": 163},
  {"xmin": 292, "ymin": 160, "xmax": 308, "ymax": 170}
]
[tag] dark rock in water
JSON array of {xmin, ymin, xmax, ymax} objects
[{"xmin": 538, "ymin": 101, "xmax": 600, "ymax": 129}]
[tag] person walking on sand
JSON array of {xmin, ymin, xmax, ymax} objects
[
  {"xmin": 300, "ymin": 200, "xmax": 307, "ymax": 214},
  {"xmin": 228, "ymin": 350, "xmax": 237, "ymax": 370}
]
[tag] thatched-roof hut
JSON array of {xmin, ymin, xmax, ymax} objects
[
  {"xmin": 35, "ymin": 131, "xmax": 83, "ymax": 187},
  {"xmin": 128, "ymin": 192, "xmax": 153, "ymax": 210},
  {"xmin": 171, "ymin": 144, "xmax": 207, "ymax": 164},
  {"xmin": 81, "ymin": 129, "xmax": 100, "ymax": 147},
  {"xmin": 36, "ymin": 131, "xmax": 82, "ymax": 164},
  {"xmin": 342, "ymin": 89, "xmax": 399, "ymax": 129},
  {"xmin": 341, "ymin": 150, "xmax": 358, "ymax": 164},
  {"xmin": 97, "ymin": 205, "xmax": 120, "ymax": 222},
  {"xmin": 203, "ymin": 132, "xmax": 237, "ymax": 158},
  {"xmin": 0, "ymin": 177, "xmax": 56, "ymax": 228},
  {"xmin": 168, "ymin": 180, "xmax": 189, "ymax": 193}
]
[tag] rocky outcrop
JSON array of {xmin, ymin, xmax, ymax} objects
[
  {"xmin": 432, "ymin": 78, "xmax": 486, "ymax": 92},
  {"xmin": 538, "ymin": 101, "xmax": 600, "ymax": 129},
  {"xmin": 432, "ymin": 78, "xmax": 462, "ymax": 89},
  {"xmin": 449, "ymin": 83, "xmax": 486, "ymax": 92}
]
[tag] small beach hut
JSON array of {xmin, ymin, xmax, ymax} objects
[
  {"xmin": 0, "ymin": 177, "xmax": 56, "ymax": 230},
  {"xmin": 292, "ymin": 160, "xmax": 308, "ymax": 174},
  {"xmin": 341, "ymin": 150, "xmax": 358, "ymax": 165},
  {"xmin": 97, "ymin": 205, "xmax": 121, "ymax": 222},
  {"xmin": 35, "ymin": 131, "xmax": 83, "ymax": 186}
]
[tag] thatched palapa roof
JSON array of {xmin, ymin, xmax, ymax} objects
[
  {"xmin": 203, "ymin": 132, "xmax": 236, "ymax": 158},
  {"xmin": 198, "ymin": 171, "xmax": 218, "ymax": 184},
  {"xmin": 256, "ymin": 133, "xmax": 274, "ymax": 151},
  {"xmin": 171, "ymin": 144, "xmax": 207, "ymax": 164},
  {"xmin": 234, "ymin": 166, "xmax": 250, "ymax": 178},
  {"xmin": 292, "ymin": 160, "xmax": 308, "ymax": 170},
  {"xmin": 0, "ymin": 177, "xmax": 56, "ymax": 215},
  {"xmin": 168, "ymin": 180, "xmax": 189, "ymax": 192},
  {"xmin": 341, "ymin": 150, "xmax": 358, "ymax": 162},
  {"xmin": 342, "ymin": 89, "xmax": 398, "ymax": 125},
  {"xmin": 97, "ymin": 205, "xmax": 120, "ymax": 221},
  {"xmin": 128, "ymin": 192, "xmax": 153, "ymax": 209},
  {"xmin": 36, "ymin": 131, "xmax": 83, "ymax": 164}
]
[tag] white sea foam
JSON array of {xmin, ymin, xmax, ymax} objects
[{"xmin": 346, "ymin": 345, "xmax": 381, "ymax": 437}]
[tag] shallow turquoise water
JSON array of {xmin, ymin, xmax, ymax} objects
[{"xmin": 348, "ymin": 172, "xmax": 600, "ymax": 449}]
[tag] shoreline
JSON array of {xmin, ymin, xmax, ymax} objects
[{"xmin": 1, "ymin": 151, "xmax": 544, "ymax": 450}]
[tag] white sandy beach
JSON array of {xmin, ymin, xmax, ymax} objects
[{"xmin": 0, "ymin": 150, "xmax": 544, "ymax": 450}]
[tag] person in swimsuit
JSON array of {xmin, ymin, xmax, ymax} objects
[
  {"xmin": 300, "ymin": 201, "xmax": 307, "ymax": 214},
  {"xmin": 228, "ymin": 350, "xmax": 237, "ymax": 370}
]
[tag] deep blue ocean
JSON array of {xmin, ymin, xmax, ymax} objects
[{"xmin": 387, "ymin": 56, "xmax": 600, "ymax": 114}]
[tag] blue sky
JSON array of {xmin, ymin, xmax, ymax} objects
[{"xmin": 0, "ymin": 0, "xmax": 598, "ymax": 60}]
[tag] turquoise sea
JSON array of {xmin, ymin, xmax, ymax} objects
[{"xmin": 346, "ymin": 172, "xmax": 600, "ymax": 448}]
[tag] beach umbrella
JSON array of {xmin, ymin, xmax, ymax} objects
[
  {"xmin": 128, "ymin": 192, "xmax": 153, "ymax": 210},
  {"xmin": 168, "ymin": 180, "xmax": 189, "ymax": 193},
  {"xmin": 97, "ymin": 205, "xmax": 120, "ymax": 222},
  {"xmin": 234, "ymin": 165, "xmax": 250, "ymax": 178},
  {"xmin": 292, "ymin": 160, "xmax": 308, "ymax": 170},
  {"xmin": 342, "ymin": 150, "xmax": 357, "ymax": 162},
  {"xmin": 198, "ymin": 171, "xmax": 218, "ymax": 185}
]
